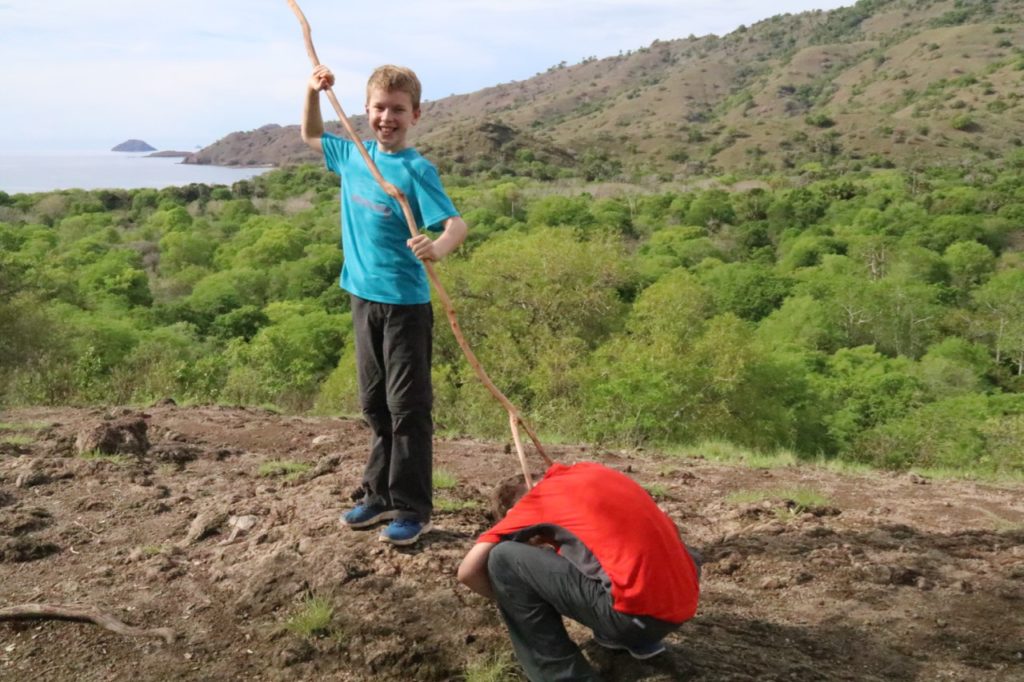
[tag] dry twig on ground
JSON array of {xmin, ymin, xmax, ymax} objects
[{"xmin": 0, "ymin": 603, "xmax": 176, "ymax": 644}]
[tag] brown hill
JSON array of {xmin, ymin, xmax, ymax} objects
[
  {"xmin": 189, "ymin": 0, "xmax": 1024, "ymax": 176},
  {"xmin": 184, "ymin": 123, "xmax": 323, "ymax": 167}
]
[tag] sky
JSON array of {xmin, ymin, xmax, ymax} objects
[{"xmin": 0, "ymin": 0, "xmax": 852, "ymax": 153}]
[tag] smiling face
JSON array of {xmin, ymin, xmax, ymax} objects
[{"xmin": 365, "ymin": 87, "xmax": 420, "ymax": 153}]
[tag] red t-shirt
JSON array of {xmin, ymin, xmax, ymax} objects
[{"xmin": 478, "ymin": 462, "xmax": 699, "ymax": 624}]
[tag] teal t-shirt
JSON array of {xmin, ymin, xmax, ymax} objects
[{"xmin": 322, "ymin": 132, "xmax": 458, "ymax": 305}]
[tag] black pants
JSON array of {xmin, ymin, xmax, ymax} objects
[
  {"xmin": 487, "ymin": 541, "xmax": 679, "ymax": 682},
  {"xmin": 351, "ymin": 295, "xmax": 433, "ymax": 522}
]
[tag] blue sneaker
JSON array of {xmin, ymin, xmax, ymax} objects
[
  {"xmin": 593, "ymin": 635, "xmax": 666, "ymax": 660},
  {"xmin": 379, "ymin": 518, "xmax": 433, "ymax": 546},
  {"xmin": 341, "ymin": 503, "xmax": 398, "ymax": 529}
]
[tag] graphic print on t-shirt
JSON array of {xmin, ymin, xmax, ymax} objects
[{"xmin": 352, "ymin": 193, "xmax": 393, "ymax": 216}]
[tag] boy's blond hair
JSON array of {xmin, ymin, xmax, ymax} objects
[{"xmin": 367, "ymin": 65, "xmax": 422, "ymax": 110}]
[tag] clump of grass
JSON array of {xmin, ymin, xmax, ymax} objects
[
  {"xmin": 0, "ymin": 434, "xmax": 34, "ymax": 446},
  {"xmin": 666, "ymin": 438, "xmax": 1023, "ymax": 483},
  {"xmin": 258, "ymin": 460, "xmax": 311, "ymax": 481},
  {"xmin": 906, "ymin": 465, "xmax": 1024, "ymax": 484},
  {"xmin": 463, "ymin": 651, "xmax": 519, "ymax": 682},
  {"xmin": 433, "ymin": 468, "xmax": 458, "ymax": 489},
  {"xmin": 0, "ymin": 421, "xmax": 48, "ymax": 432},
  {"xmin": 643, "ymin": 483, "xmax": 670, "ymax": 500},
  {"xmin": 779, "ymin": 488, "xmax": 830, "ymax": 511},
  {"xmin": 727, "ymin": 487, "xmax": 831, "ymax": 515},
  {"xmin": 435, "ymin": 497, "xmax": 481, "ymax": 513},
  {"xmin": 285, "ymin": 596, "xmax": 334, "ymax": 638},
  {"xmin": 727, "ymin": 489, "xmax": 771, "ymax": 505},
  {"xmin": 817, "ymin": 457, "xmax": 878, "ymax": 477},
  {"xmin": 666, "ymin": 439, "xmax": 799, "ymax": 469},
  {"xmin": 77, "ymin": 450, "xmax": 132, "ymax": 465},
  {"xmin": 157, "ymin": 463, "xmax": 180, "ymax": 477}
]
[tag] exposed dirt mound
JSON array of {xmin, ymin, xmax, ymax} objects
[{"xmin": 0, "ymin": 405, "xmax": 1022, "ymax": 681}]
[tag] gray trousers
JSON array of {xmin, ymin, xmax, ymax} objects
[
  {"xmin": 351, "ymin": 295, "xmax": 433, "ymax": 522},
  {"xmin": 487, "ymin": 541, "xmax": 679, "ymax": 682}
]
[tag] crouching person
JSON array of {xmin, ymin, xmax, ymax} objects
[{"xmin": 457, "ymin": 462, "xmax": 701, "ymax": 681}]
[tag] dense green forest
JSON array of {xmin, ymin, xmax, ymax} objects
[{"xmin": 1, "ymin": 158, "xmax": 1022, "ymax": 475}]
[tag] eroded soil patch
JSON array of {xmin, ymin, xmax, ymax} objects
[{"xmin": 1, "ymin": 405, "xmax": 1022, "ymax": 681}]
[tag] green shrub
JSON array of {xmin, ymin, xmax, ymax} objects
[
  {"xmin": 312, "ymin": 347, "xmax": 360, "ymax": 416},
  {"xmin": 855, "ymin": 395, "xmax": 1024, "ymax": 472},
  {"xmin": 951, "ymin": 114, "xmax": 975, "ymax": 131},
  {"xmin": 805, "ymin": 112, "xmax": 835, "ymax": 128},
  {"xmin": 223, "ymin": 304, "xmax": 348, "ymax": 410}
]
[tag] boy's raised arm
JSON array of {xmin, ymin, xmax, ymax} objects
[{"xmin": 301, "ymin": 65, "xmax": 335, "ymax": 154}]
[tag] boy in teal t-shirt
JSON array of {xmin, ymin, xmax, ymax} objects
[{"xmin": 301, "ymin": 63, "xmax": 467, "ymax": 546}]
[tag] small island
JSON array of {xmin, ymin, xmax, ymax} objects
[{"xmin": 111, "ymin": 139, "xmax": 156, "ymax": 152}]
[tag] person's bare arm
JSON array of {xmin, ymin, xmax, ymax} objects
[
  {"xmin": 407, "ymin": 216, "xmax": 468, "ymax": 261},
  {"xmin": 301, "ymin": 65, "xmax": 334, "ymax": 154},
  {"xmin": 457, "ymin": 541, "xmax": 497, "ymax": 599}
]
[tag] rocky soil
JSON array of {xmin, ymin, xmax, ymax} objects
[{"xmin": 0, "ymin": 404, "xmax": 1022, "ymax": 681}]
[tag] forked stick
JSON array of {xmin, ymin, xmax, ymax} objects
[
  {"xmin": 0, "ymin": 603, "xmax": 176, "ymax": 644},
  {"xmin": 285, "ymin": 0, "xmax": 552, "ymax": 487}
]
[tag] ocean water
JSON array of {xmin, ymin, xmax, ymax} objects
[{"xmin": 0, "ymin": 151, "xmax": 273, "ymax": 195}]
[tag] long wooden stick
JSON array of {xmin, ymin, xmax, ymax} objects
[
  {"xmin": 0, "ymin": 603, "xmax": 176, "ymax": 644},
  {"xmin": 286, "ymin": 1, "xmax": 552, "ymax": 487}
]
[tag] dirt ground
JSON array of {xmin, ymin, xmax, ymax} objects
[{"xmin": 0, "ymin": 404, "xmax": 1022, "ymax": 682}]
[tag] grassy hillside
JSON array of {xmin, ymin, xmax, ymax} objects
[{"xmin": 192, "ymin": 0, "xmax": 1024, "ymax": 178}]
